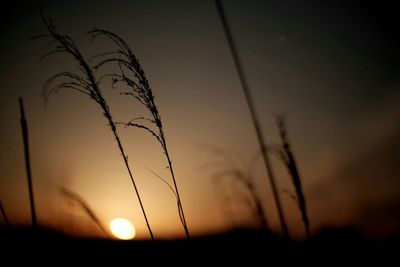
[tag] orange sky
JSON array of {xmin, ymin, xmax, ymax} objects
[{"xmin": 0, "ymin": 0, "xmax": 399, "ymax": 240}]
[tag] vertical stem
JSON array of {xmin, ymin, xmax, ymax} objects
[
  {"xmin": 286, "ymin": 148, "xmax": 311, "ymax": 240},
  {"xmin": 248, "ymin": 184, "xmax": 269, "ymax": 231},
  {"xmin": 0, "ymin": 199, "xmax": 9, "ymax": 226},
  {"xmin": 19, "ymin": 97, "xmax": 37, "ymax": 228},
  {"xmin": 162, "ymin": 138, "xmax": 190, "ymax": 238},
  {"xmin": 236, "ymin": 174, "xmax": 269, "ymax": 231},
  {"xmin": 212, "ymin": 178, "xmax": 237, "ymax": 228},
  {"xmin": 111, "ymin": 129, "xmax": 154, "ymax": 240},
  {"xmin": 215, "ymin": 0, "xmax": 290, "ymax": 239},
  {"xmin": 86, "ymin": 55, "xmax": 155, "ymax": 239},
  {"xmin": 277, "ymin": 118, "xmax": 311, "ymax": 240}
]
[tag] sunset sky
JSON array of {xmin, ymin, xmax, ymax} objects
[{"xmin": 0, "ymin": 0, "xmax": 399, "ymax": 240}]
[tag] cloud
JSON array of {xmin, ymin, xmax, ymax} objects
[
  {"xmin": 336, "ymin": 91, "xmax": 400, "ymax": 189},
  {"xmin": 337, "ymin": 122, "xmax": 400, "ymax": 189},
  {"xmin": 307, "ymin": 91, "xmax": 400, "ymax": 235},
  {"xmin": 327, "ymin": 92, "xmax": 400, "ymax": 236}
]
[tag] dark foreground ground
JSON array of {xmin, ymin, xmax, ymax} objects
[{"xmin": 0, "ymin": 226, "xmax": 397, "ymax": 264}]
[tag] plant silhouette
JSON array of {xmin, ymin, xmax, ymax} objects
[
  {"xmin": 215, "ymin": 0, "xmax": 289, "ymax": 238},
  {"xmin": 204, "ymin": 146, "xmax": 269, "ymax": 231},
  {"xmin": 19, "ymin": 98, "xmax": 37, "ymax": 228},
  {"xmin": 0, "ymin": 199, "xmax": 9, "ymax": 226},
  {"xmin": 61, "ymin": 187, "xmax": 108, "ymax": 237},
  {"xmin": 275, "ymin": 115, "xmax": 311, "ymax": 240},
  {"xmin": 88, "ymin": 29, "xmax": 190, "ymax": 238},
  {"xmin": 32, "ymin": 9, "xmax": 154, "ymax": 240}
]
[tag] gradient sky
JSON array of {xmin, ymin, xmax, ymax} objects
[{"xmin": 0, "ymin": 0, "xmax": 399, "ymax": 239}]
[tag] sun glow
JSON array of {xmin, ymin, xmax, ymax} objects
[{"xmin": 110, "ymin": 218, "xmax": 136, "ymax": 240}]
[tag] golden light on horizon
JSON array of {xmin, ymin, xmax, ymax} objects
[{"xmin": 110, "ymin": 218, "xmax": 136, "ymax": 240}]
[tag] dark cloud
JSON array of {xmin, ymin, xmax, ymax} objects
[
  {"xmin": 338, "ymin": 125, "xmax": 400, "ymax": 186},
  {"xmin": 327, "ymin": 100, "xmax": 400, "ymax": 236}
]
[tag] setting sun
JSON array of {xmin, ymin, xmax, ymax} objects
[{"xmin": 110, "ymin": 218, "xmax": 136, "ymax": 240}]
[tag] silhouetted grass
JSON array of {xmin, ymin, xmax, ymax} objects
[
  {"xmin": 0, "ymin": 199, "xmax": 9, "ymax": 226},
  {"xmin": 275, "ymin": 115, "xmax": 311, "ymax": 240},
  {"xmin": 31, "ymin": 9, "xmax": 154, "ymax": 240},
  {"xmin": 215, "ymin": 0, "xmax": 289, "ymax": 239},
  {"xmin": 60, "ymin": 187, "xmax": 108, "ymax": 237},
  {"xmin": 18, "ymin": 97, "xmax": 37, "ymax": 228},
  {"xmin": 145, "ymin": 167, "xmax": 185, "ymax": 221},
  {"xmin": 88, "ymin": 29, "xmax": 190, "ymax": 238},
  {"xmin": 204, "ymin": 146, "xmax": 269, "ymax": 231}
]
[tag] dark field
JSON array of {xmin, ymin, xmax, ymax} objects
[{"xmin": 1, "ymin": 226, "xmax": 397, "ymax": 264}]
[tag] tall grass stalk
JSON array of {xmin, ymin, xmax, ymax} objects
[
  {"xmin": 275, "ymin": 116, "xmax": 311, "ymax": 240},
  {"xmin": 61, "ymin": 187, "xmax": 108, "ymax": 237},
  {"xmin": 215, "ymin": 0, "xmax": 289, "ymax": 238},
  {"xmin": 211, "ymin": 177, "xmax": 238, "ymax": 228},
  {"xmin": 32, "ymin": 10, "xmax": 154, "ymax": 240},
  {"xmin": 207, "ymin": 147, "xmax": 269, "ymax": 231},
  {"xmin": 88, "ymin": 29, "xmax": 190, "ymax": 238},
  {"xmin": 19, "ymin": 97, "xmax": 37, "ymax": 228},
  {"xmin": 0, "ymin": 199, "xmax": 9, "ymax": 226}
]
